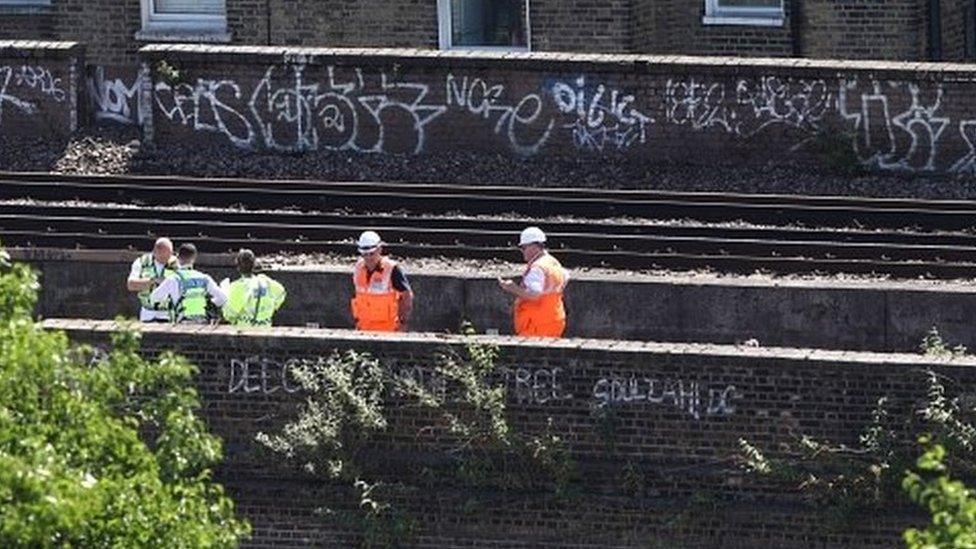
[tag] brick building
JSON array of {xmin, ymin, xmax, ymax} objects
[{"xmin": 0, "ymin": 0, "xmax": 973, "ymax": 66}]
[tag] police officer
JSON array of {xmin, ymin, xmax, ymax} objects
[
  {"xmin": 350, "ymin": 231, "xmax": 413, "ymax": 332},
  {"xmin": 498, "ymin": 227, "xmax": 569, "ymax": 337},
  {"xmin": 151, "ymin": 243, "xmax": 227, "ymax": 324},
  {"xmin": 220, "ymin": 249, "xmax": 287, "ymax": 326},
  {"xmin": 126, "ymin": 237, "xmax": 179, "ymax": 322}
]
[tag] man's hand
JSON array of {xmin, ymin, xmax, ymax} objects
[{"xmin": 498, "ymin": 277, "xmax": 518, "ymax": 294}]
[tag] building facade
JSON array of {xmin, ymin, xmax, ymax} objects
[{"xmin": 0, "ymin": 0, "xmax": 973, "ymax": 66}]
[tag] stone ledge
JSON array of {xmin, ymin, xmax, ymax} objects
[
  {"xmin": 0, "ymin": 40, "xmax": 84, "ymax": 58},
  {"xmin": 41, "ymin": 318, "xmax": 976, "ymax": 367},
  {"xmin": 136, "ymin": 44, "xmax": 976, "ymax": 78}
]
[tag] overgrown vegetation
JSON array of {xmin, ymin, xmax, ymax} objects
[
  {"xmin": 260, "ymin": 323, "xmax": 577, "ymax": 547},
  {"xmin": 903, "ymin": 439, "xmax": 976, "ymax": 548},
  {"xmin": 920, "ymin": 326, "xmax": 968, "ymax": 359},
  {"xmin": 808, "ymin": 125, "xmax": 865, "ymax": 176},
  {"xmin": 738, "ymin": 325, "xmax": 976, "ymax": 544},
  {"xmin": 155, "ymin": 59, "xmax": 184, "ymax": 86},
  {"xmin": 0, "ymin": 246, "xmax": 250, "ymax": 546}
]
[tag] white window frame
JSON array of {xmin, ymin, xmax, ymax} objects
[
  {"xmin": 138, "ymin": 0, "xmax": 227, "ymax": 36},
  {"xmin": 437, "ymin": 0, "xmax": 531, "ymax": 52},
  {"xmin": 703, "ymin": 0, "xmax": 784, "ymax": 27}
]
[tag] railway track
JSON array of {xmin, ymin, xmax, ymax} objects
[{"xmin": 3, "ymin": 172, "xmax": 976, "ymax": 278}]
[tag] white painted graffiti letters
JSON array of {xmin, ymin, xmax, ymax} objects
[
  {"xmin": 446, "ymin": 73, "xmax": 554, "ymax": 156},
  {"xmin": 551, "ymin": 76, "xmax": 652, "ymax": 152},
  {"xmin": 228, "ymin": 356, "xmax": 301, "ymax": 395},
  {"xmin": 592, "ymin": 375, "xmax": 740, "ymax": 420}
]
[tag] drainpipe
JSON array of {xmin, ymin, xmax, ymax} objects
[
  {"xmin": 266, "ymin": 0, "xmax": 273, "ymax": 45},
  {"xmin": 929, "ymin": 0, "xmax": 942, "ymax": 61},
  {"xmin": 790, "ymin": 0, "xmax": 802, "ymax": 57}
]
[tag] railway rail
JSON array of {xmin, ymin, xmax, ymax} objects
[{"xmin": 3, "ymin": 172, "xmax": 976, "ymax": 278}]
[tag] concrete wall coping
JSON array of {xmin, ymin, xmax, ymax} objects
[
  {"xmin": 42, "ymin": 318, "xmax": 976, "ymax": 368},
  {"xmin": 11, "ymin": 248, "xmax": 976, "ymax": 295},
  {"xmin": 138, "ymin": 44, "xmax": 976, "ymax": 79},
  {"xmin": 0, "ymin": 41, "xmax": 84, "ymax": 57}
]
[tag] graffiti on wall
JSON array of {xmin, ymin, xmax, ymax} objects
[
  {"xmin": 592, "ymin": 375, "xmax": 740, "ymax": 420},
  {"xmin": 0, "ymin": 64, "xmax": 66, "ymax": 127},
  {"xmin": 68, "ymin": 57, "xmax": 976, "ymax": 173},
  {"xmin": 226, "ymin": 357, "xmax": 739, "ymax": 421},
  {"xmin": 153, "ymin": 64, "xmax": 448, "ymax": 154},
  {"xmin": 838, "ymin": 79, "xmax": 950, "ymax": 172},
  {"xmin": 446, "ymin": 73, "xmax": 554, "ymax": 155},
  {"xmin": 87, "ymin": 66, "xmax": 145, "ymax": 124},
  {"xmin": 144, "ymin": 63, "xmax": 651, "ymax": 156},
  {"xmin": 551, "ymin": 76, "xmax": 653, "ymax": 152},
  {"xmin": 228, "ymin": 356, "xmax": 302, "ymax": 394},
  {"xmin": 664, "ymin": 75, "xmax": 831, "ymax": 147}
]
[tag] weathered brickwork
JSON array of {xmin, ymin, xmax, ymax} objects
[
  {"xmin": 264, "ymin": 0, "xmax": 439, "ymax": 49},
  {"xmin": 802, "ymin": 0, "xmax": 924, "ymax": 61},
  {"xmin": 0, "ymin": 0, "xmax": 967, "ymax": 66},
  {"xmin": 128, "ymin": 45, "xmax": 976, "ymax": 175},
  {"xmin": 51, "ymin": 320, "xmax": 963, "ymax": 547},
  {"xmin": 0, "ymin": 41, "xmax": 83, "ymax": 139},
  {"xmin": 940, "ymin": 0, "xmax": 973, "ymax": 61},
  {"xmin": 632, "ymin": 0, "xmax": 794, "ymax": 57},
  {"xmin": 530, "ymin": 0, "xmax": 631, "ymax": 53}
]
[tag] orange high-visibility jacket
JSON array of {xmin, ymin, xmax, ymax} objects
[
  {"xmin": 351, "ymin": 257, "xmax": 402, "ymax": 332},
  {"xmin": 514, "ymin": 252, "xmax": 567, "ymax": 337}
]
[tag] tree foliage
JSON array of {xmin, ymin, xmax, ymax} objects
[
  {"xmin": 903, "ymin": 441, "xmax": 976, "ymax": 548},
  {"xmin": 0, "ymin": 249, "xmax": 250, "ymax": 547}
]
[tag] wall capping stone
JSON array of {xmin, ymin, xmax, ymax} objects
[
  {"xmin": 138, "ymin": 43, "xmax": 976, "ymax": 78},
  {"xmin": 41, "ymin": 318, "xmax": 976, "ymax": 367}
]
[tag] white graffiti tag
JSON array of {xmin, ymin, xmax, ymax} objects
[
  {"xmin": 592, "ymin": 375, "xmax": 740, "ymax": 420},
  {"xmin": 665, "ymin": 77, "xmax": 732, "ymax": 132},
  {"xmin": 87, "ymin": 66, "xmax": 144, "ymax": 124},
  {"xmin": 735, "ymin": 76, "xmax": 831, "ymax": 140},
  {"xmin": 551, "ymin": 76, "xmax": 652, "ymax": 152},
  {"xmin": 155, "ymin": 77, "xmax": 256, "ymax": 149},
  {"xmin": 251, "ymin": 64, "xmax": 446, "ymax": 154},
  {"xmin": 446, "ymin": 74, "xmax": 555, "ymax": 156},
  {"xmin": 838, "ymin": 80, "xmax": 950, "ymax": 172}
]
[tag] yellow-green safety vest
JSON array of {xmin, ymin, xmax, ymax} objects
[
  {"xmin": 172, "ymin": 268, "xmax": 210, "ymax": 323},
  {"xmin": 137, "ymin": 253, "xmax": 178, "ymax": 311},
  {"xmin": 222, "ymin": 274, "xmax": 286, "ymax": 326}
]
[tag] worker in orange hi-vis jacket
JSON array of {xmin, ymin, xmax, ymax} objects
[
  {"xmin": 350, "ymin": 231, "xmax": 414, "ymax": 332},
  {"xmin": 498, "ymin": 226, "xmax": 569, "ymax": 338}
]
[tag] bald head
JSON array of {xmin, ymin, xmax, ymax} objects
[{"xmin": 153, "ymin": 238, "xmax": 173, "ymax": 264}]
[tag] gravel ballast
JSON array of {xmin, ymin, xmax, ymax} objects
[{"xmin": 6, "ymin": 125, "xmax": 976, "ymax": 200}]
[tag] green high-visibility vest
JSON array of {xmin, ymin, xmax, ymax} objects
[
  {"xmin": 223, "ymin": 274, "xmax": 286, "ymax": 326},
  {"xmin": 137, "ymin": 253, "xmax": 177, "ymax": 310},
  {"xmin": 173, "ymin": 268, "xmax": 210, "ymax": 322}
]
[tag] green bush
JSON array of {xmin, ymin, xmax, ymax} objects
[{"xmin": 0, "ymin": 247, "xmax": 250, "ymax": 547}]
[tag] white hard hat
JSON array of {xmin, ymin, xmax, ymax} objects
[
  {"xmin": 357, "ymin": 230, "xmax": 383, "ymax": 253},
  {"xmin": 518, "ymin": 226, "xmax": 547, "ymax": 247}
]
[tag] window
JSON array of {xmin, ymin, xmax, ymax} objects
[
  {"xmin": 0, "ymin": 0, "xmax": 51, "ymax": 7},
  {"xmin": 438, "ymin": 0, "xmax": 530, "ymax": 51},
  {"xmin": 703, "ymin": 0, "xmax": 784, "ymax": 27},
  {"xmin": 138, "ymin": 0, "xmax": 228, "ymax": 39}
]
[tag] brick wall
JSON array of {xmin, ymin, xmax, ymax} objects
[
  {"xmin": 803, "ymin": 0, "xmax": 924, "ymax": 61},
  {"xmin": 0, "ymin": 0, "xmax": 962, "ymax": 68},
  {"xmin": 135, "ymin": 44, "xmax": 976, "ymax": 175},
  {"xmin": 940, "ymin": 0, "xmax": 973, "ymax": 61},
  {"xmin": 634, "ymin": 0, "xmax": 795, "ymax": 57},
  {"xmin": 530, "ymin": 0, "xmax": 631, "ymax": 53},
  {"xmin": 264, "ymin": 0, "xmax": 438, "ymax": 49},
  {"xmin": 51, "ymin": 319, "xmax": 968, "ymax": 547},
  {"xmin": 0, "ymin": 41, "xmax": 83, "ymax": 140}
]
